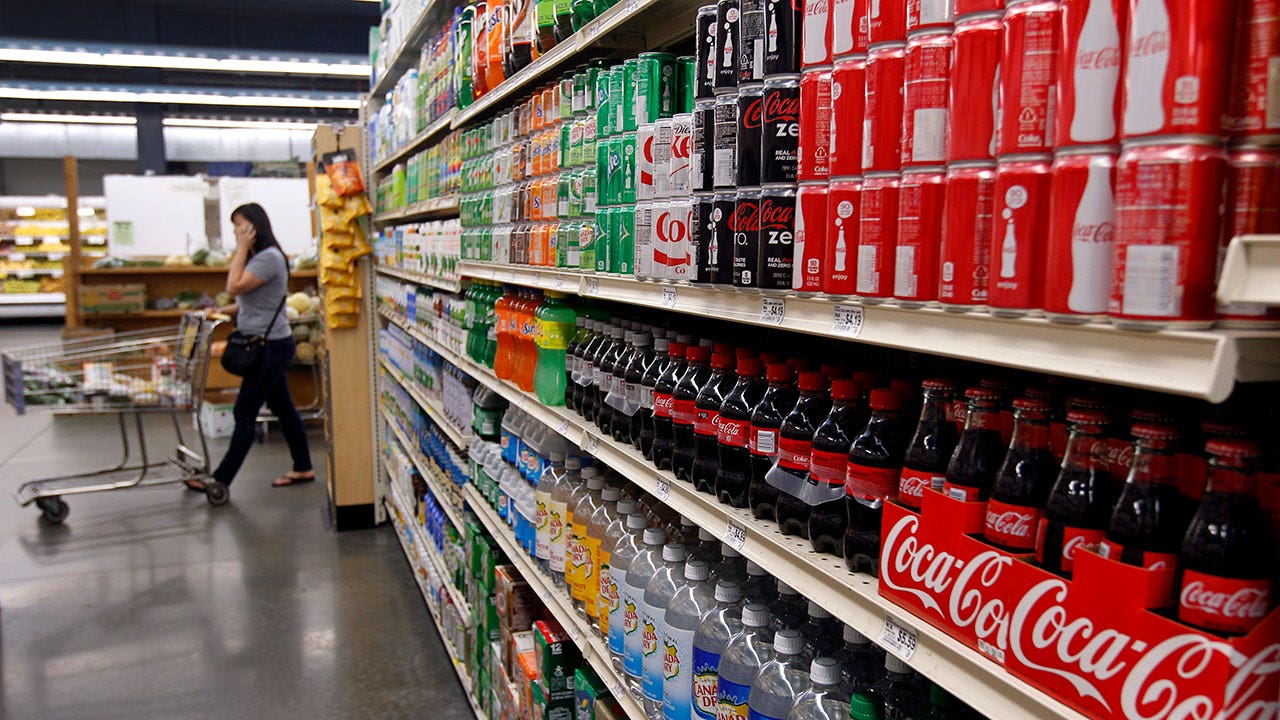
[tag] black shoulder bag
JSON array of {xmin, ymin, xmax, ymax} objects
[{"xmin": 221, "ymin": 295, "xmax": 287, "ymax": 377}]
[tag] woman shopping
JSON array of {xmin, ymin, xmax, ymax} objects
[{"xmin": 186, "ymin": 203, "xmax": 314, "ymax": 499}]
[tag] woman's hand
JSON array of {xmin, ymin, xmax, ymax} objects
[{"xmin": 234, "ymin": 220, "xmax": 256, "ymax": 252}]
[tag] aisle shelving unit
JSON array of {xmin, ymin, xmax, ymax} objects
[
  {"xmin": 375, "ymin": 263, "xmax": 462, "ymax": 293},
  {"xmin": 372, "ymin": 110, "xmax": 458, "ymax": 174},
  {"xmin": 373, "ymin": 194, "xmax": 461, "ymax": 225},
  {"xmin": 381, "ymin": 406, "xmax": 470, "ymax": 531},
  {"xmin": 381, "ymin": 358, "xmax": 473, "ymax": 449}
]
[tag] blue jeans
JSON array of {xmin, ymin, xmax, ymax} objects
[{"xmin": 212, "ymin": 336, "xmax": 312, "ymax": 485}]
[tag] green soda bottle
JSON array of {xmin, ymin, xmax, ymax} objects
[{"xmin": 533, "ymin": 292, "xmax": 577, "ymax": 406}]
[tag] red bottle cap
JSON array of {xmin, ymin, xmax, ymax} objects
[
  {"xmin": 766, "ymin": 363, "xmax": 794, "ymax": 383},
  {"xmin": 798, "ymin": 371, "xmax": 825, "ymax": 392},
  {"xmin": 760, "ymin": 352, "xmax": 784, "ymax": 365},
  {"xmin": 1201, "ymin": 419, "xmax": 1250, "ymax": 438},
  {"xmin": 869, "ymin": 389, "xmax": 900, "ymax": 411},
  {"xmin": 921, "ymin": 378, "xmax": 955, "ymax": 392},
  {"xmin": 669, "ymin": 341, "xmax": 687, "ymax": 358},
  {"xmin": 1012, "ymin": 397, "xmax": 1053, "ymax": 413},
  {"xmin": 1130, "ymin": 407, "xmax": 1176, "ymax": 425},
  {"xmin": 1205, "ymin": 438, "xmax": 1262, "ymax": 459},
  {"xmin": 964, "ymin": 387, "xmax": 1001, "ymax": 405},
  {"xmin": 1131, "ymin": 423, "xmax": 1180, "ymax": 442},
  {"xmin": 737, "ymin": 357, "xmax": 763, "ymax": 377},
  {"xmin": 979, "ymin": 378, "xmax": 1009, "ymax": 395},
  {"xmin": 830, "ymin": 379, "xmax": 858, "ymax": 401},
  {"xmin": 687, "ymin": 346, "xmax": 712, "ymax": 363},
  {"xmin": 1024, "ymin": 387, "xmax": 1057, "ymax": 402},
  {"xmin": 711, "ymin": 352, "xmax": 734, "ymax": 370},
  {"xmin": 1066, "ymin": 409, "xmax": 1110, "ymax": 426}
]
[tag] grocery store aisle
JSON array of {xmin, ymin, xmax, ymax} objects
[{"xmin": 0, "ymin": 323, "xmax": 473, "ymax": 720}]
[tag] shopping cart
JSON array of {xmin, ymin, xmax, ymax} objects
[{"xmin": 2, "ymin": 312, "xmax": 228, "ymax": 522}]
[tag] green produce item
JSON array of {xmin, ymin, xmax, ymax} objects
[{"xmin": 191, "ymin": 248, "xmax": 210, "ymax": 265}]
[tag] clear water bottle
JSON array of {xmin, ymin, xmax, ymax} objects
[
  {"xmin": 625, "ymin": 528, "xmax": 665, "ymax": 693},
  {"xmin": 692, "ymin": 580, "xmax": 744, "ymax": 720},
  {"xmin": 643, "ymin": 543, "xmax": 689, "ymax": 718},
  {"xmin": 748, "ymin": 629, "xmax": 811, "ymax": 720},
  {"xmin": 717, "ymin": 603, "xmax": 774, "ymax": 720},
  {"xmin": 537, "ymin": 450, "xmax": 568, "ymax": 574},
  {"xmin": 663, "ymin": 559, "xmax": 715, "ymax": 720},
  {"xmin": 607, "ymin": 509, "xmax": 646, "ymax": 672},
  {"xmin": 786, "ymin": 658, "xmax": 851, "ymax": 720}
]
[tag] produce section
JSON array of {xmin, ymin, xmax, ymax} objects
[{"xmin": 0, "ymin": 195, "xmax": 108, "ymax": 317}]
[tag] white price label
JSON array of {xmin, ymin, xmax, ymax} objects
[
  {"xmin": 654, "ymin": 480, "xmax": 671, "ymax": 501},
  {"xmin": 9, "ymin": 253, "xmax": 25, "ymax": 262},
  {"xmin": 557, "ymin": 418, "xmax": 569, "ymax": 435},
  {"xmin": 14, "ymin": 237, "xmax": 34, "ymax": 246},
  {"xmin": 533, "ymin": 271, "xmax": 542, "ymax": 286},
  {"xmin": 86, "ymin": 236, "xmax": 106, "ymax": 245},
  {"xmin": 585, "ymin": 277, "xmax": 600, "ymax": 295},
  {"xmin": 553, "ymin": 274, "xmax": 565, "ymax": 290},
  {"xmin": 760, "ymin": 297, "xmax": 785, "ymax": 325},
  {"xmin": 879, "ymin": 614, "xmax": 919, "ymax": 661},
  {"xmin": 566, "ymin": 622, "xmax": 583, "ymax": 642},
  {"xmin": 51, "ymin": 270, "xmax": 63, "ymax": 278},
  {"xmin": 626, "ymin": 0, "xmax": 640, "ymax": 11},
  {"xmin": 661, "ymin": 287, "xmax": 677, "ymax": 308},
  {"xmin": 723, "ymin": 521, "xmax": 747, "ymax": 551},
  {"xmin": 832, "ymin": 304, "xmax": 865, "ymax": 337},
  {"xmin": 47, "ymin": 253, "xmax": 62, "ymax": 261},
  {"xmin": 583, "ymin": 433, "xmax": 601, "ymax": 455},
  {"xmin": 584, "ymin": 21, "xmax": 601, "ymax": 41},
  {"xmin": 508, "ymin": 268, "xmax": 518, "ymax": 282}
]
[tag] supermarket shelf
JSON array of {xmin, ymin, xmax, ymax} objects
[
  {"xmin": 381, "ymin": 305, "xmax": 1090, "ymax": 720},
  {"xmin": 369, "ymin": 0, "xmax": 444, "ymax": 99},
  {"xmin": 373, "ymin": 195, "xmax": 462, "ymax": 224},
  {"xmin": 0, "ymin": 292, "xmax": 65, "ymax": 318},
  {"xmin": 457, "ymin": 261, "xmax": 1280, "ymax": 403},
  {"xmin": 388, "ymin": 480, "xmax": 475, "ymax": 624},
  {"xmin": 0, "ymin": 268, "xmax": 63, "ymax": 276},
  {"xmin": 372, "ymin": 109, "xmax": 458, "ymax": 175},
  {"xmin": 381, "ymin": 405, "xmax": 472, "ymax": 534},
  {"xmin": 1218, "ymin": 234, "xmax": 1280, "ymax": 307},
  {"xmin": 80, "ymin": 266, "xmax": 320, "ymax": 278},
  {"xmin": 381, "ymin": 357, "xmax": 473, "ymax": 449},
  {"xmin": 463, "ymin": 483, "xmax": 649, "ymax": 720},
  {"xmin": 375, "ymin": 263, "xmax": 463, "ymax": 293}
]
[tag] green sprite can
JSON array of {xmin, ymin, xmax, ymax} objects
[
  {"xmin": 605, "ymin": 66, "xmax": 623, "ymax": 137},
  {"xmin": 560, "ymin": 121, "xmax": 572, "ymax": 169},
  {"xmin": 620, "ymin": 59, "xmax": 639, "ymax": 132},
  {"xmin": 596, "ymin": 207, "xmax": 615, "ymax": 273},
  {"xmin": 596, "ymin": 67, "xmax": 615, "ymax": 138},
  {"xmin": 635, "ymin": 52, "xmax": 677, "ymax": 124},
  {"xmin": 619, "ymin": 132, "xmax": 637, "ymax": 205},
  {"xmin": 605, "ymin": 136, "xmax": 624, "ymax": 206},
  {"xmin": 612, "ymin": 205, "xmax": 635, "ymax": 275},
  {"xmin": 456, "ymin": 18, "xmax": 474, "ymax": 109}
]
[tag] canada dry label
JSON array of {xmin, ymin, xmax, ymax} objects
[
  {"xmin": 663, "ymin": 626, "xmax": 695, "ymax": 720},
  {"xmin": 623, "ymin": 584, "xmax": 644, "ymax": 676},
  {"xmin": 716, "ymin": 677, "xmax": 752, "ymax": 720},
  {"xmin": 608, "ymin": 566, "xmax": 628, "ymax": 654},
  {"xmin": 548, "ymin": 499, "xmax": 568, "ymax": 567},
  {"xmin": 641, "ymin": 602, "xmax": 664, "ymax": 699},
  {"xmin": 691, "ymin": 645, "xmax": 722, "ymax": 720}
]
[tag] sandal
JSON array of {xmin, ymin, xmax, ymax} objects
[
  {"xmin": 272, "ymin": 472, "xmax": 316, "ymax": 487},
  {"xmin": 184, "ymin": 479, "xmax": 207, "ymax": 493}
]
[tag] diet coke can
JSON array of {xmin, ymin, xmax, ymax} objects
[
  {"xmin": 659, "ymin": 198, "xmax": 695, "ymax": 281},
  {"xmin": 868, "ymin": 0, "xmax": 907, "ymax": 43},
  {"xmin": 1056, "ymin": 0, "xmax": 1125, "ymax": 148},
  {"xmin": 1110, "ymin": 137, "xmax": 1227, "ymax": 328},
  {"xmin": 713, "ymin": 94, "xmax": 739, "ymax": 188},
  {"xmin": 955, "ymin": 0, "xmax": 1004, "ymax": 13},
  {"xmin": 830, "ymin": 56, "xmax": 866, "ymax": 177},
  {"xmin": 794, "ymin": 181, "xmax": 829, "ymax": 294},
  {"xmin": 737, "ymin": 84, "xmax": 765, "ymax": 186},
  {"xmin": 1121, "ymin": 0, "xmax": 1236, "ymax": 140},
  {"xmin": 1219, "ymin": 145, "xmax": 1280, "ymax": 326},
  {"xmin": 948, "ymin": 12, "xmax": 1002, "ymax": 161},
  {"xmin": 670, "ymin": 112, "xmax": 694, "ymax": 195},
  {"xmin": 825, "ymin": 177, "xmax": 861, "ymax": 297},
  {"xmin": 802, "ymin": 0, "xmax": 834, "ymax": 67},
  {"xmin": 741, "ymin": 0, "xmax": 766, "ymax": 83},
  {"xmin": 763, "ymin": 76, "xmax": 802, "ymax": 183},
  {"xmin": 715, "ymin": 0, "xmax": 742, "ymax": 92},
  {"xmin": 998, "ymin": 0, "xmax": 1061, "ymax": 155},
  {"xmin": 863, "ymin": 43, "xmax": 907, "ymax": 172},
  {"xmin": 764, "ymin": 0, "xmax": 803, "ymax": 75},
  {"xmin": 988, "ymin": 154, "xmax": 1053, "ymax": 316},
  {"xmin": 732, "ymin": 188, "xmax": 764, "ymax": 289},
  {"xmin": 691, "ymin": 193, "xmax": 718, "ymax": 284},
  {"xmin": 798, "ymin": 69, "xmax": 833, "ymax": 180},
  {"xmin": 711, "ymin": 192, "xmax": 738, "ymax": 286},
  {"xmin": 693, "ymin": 99, "xmax": 716, "ymax": 191},
  {"xmin": 1043, "ymin": 147, "xmax": 1118, "ymax": 322},
  {"xmin": 908, "ymin": 0, "xmax": 955, "ymax": 31},
  {"xmin": 1228, "ymin": 0, "xmax": 1280, "ymax": 143},
  {"xmin": 696, "ymin": 5, "xmax": 719, "ymax": 100},
  {"xmin": 653, "ymin": 119, "xmax": 674, "ymax": 197},
  {"xmin": 895, "ymin": 166, "xmax": 946, "ymax": 305},
  {"xmin": 857, "ymin": 171, "xmax": 901, "ymax": 301},
  {"xmin": 759, "ymin": 184, "xmax": 798, "ymax": 293},
  {"xmin": 635, "ymin": 200, "xmax": 656, "ymax": 280},
  {"xmin": 637, "ymin": 124, "xmax": 658, "ymax": 200},
  {"xmin": 831, "ymin": 0, "xmax": 861, "ymax": 57},
  {"xmin": 903, "ymin": 29, "xmax": 953, "ymax": 166},
  {"xmin": 939, "ymin": 161, "xmax": 996, "ymax": 310}
]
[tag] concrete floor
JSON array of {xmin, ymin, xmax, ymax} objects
[{"xmin": 0, "ymin": 322, "xmax": 472, "ymax": 720}]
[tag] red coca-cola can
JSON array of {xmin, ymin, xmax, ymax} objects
[
  {"xmin": 864, "ymin": 43, "xmax": 906, "ymax": 172},
  {"xmin": 1121, "ymin": 0, "xmax": 1235, "ymax": 139},
  {"xmin": 832, "ymin": 0, "xmax": 860, "ymax": 57},
  {"xmin": 1218, "ymin": 145, "xmax": 1280, "ymax": 326},
  {"xmin": 1110, "ymin": 137, "xmax": 1228, "ymax": 329},
  {"xmin": 998, "ymin": 0, "xmax": 1061, "ymax": 155},
  {"xmin": 895, "ymin": 166, "xmax": 946, "ymax": 305},
  {"xmin": 939, "ymin": 161, "xmax": 996, "ymax": 310},
  {"xmin": 830, "ymin": 56, "xmax": 867, "ymax": 177},
  {"xmin": 1056, "ymin": 0, "xmax": 1126, "ymax": 148},
  {"xmin": 794, "ymin": 181, "xmax": 830, "ymax": 294},
  {"xmin": 1043, "ymin": 147, "xmax": 1118, "ymax": 322},
  {"xmin": 802, "ymin": 0, "xmax": 834, "ymax": 67},
  {"xmin": 799, "ymin": 69, "xmax": 833, "ymax": 181},
  {"xmin": 988, "ymin": 154, "xmax": 1053, "ymax": 315},
  {"xmin": 1228, "ymin": 0, "xmax": 1280, "ymax": 142},
  {"xmin": 824, "ymin": 177, "xmax": 861, "ymax": 297},
  {"xmin": 903, "ymin": 29, "xmax": 953, "ymax": 166},
  {"xmin": 857, "ymin": 171, "xmax": 901, "ymax": 301},
  {"xmin": 955, "ymin": 0, "xmax": 1004, "ymax": 15},
  {"xmin": 908, "ymin": 0, "xmax": 956, "ymax": 31},
  {"xmin": 948, "ymin": 12, "xmax": 1003, "ymax": 161},
  {"xmin": 868, "ymin": 0, "xmax": 907, "ymax": 43}
]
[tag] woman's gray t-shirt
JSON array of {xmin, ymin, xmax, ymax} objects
[{"xmin": 239, "ymin": 247, "xmax": 291, "ymax": 340}]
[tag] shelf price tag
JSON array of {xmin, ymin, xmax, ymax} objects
[
  {"xmin": 625, "ymin": 0, "xmax": 640, "ymax": 11},
  {"xmin": 660, "ymin": 287, "xmax": 678, "ymax": 309},
  {"xmin": 48, "ymin": 254, "xmax": 63, "ymax": 261},
  {"xmin": 585, "ymin": 277, "xmax": 600, "ymax": 295},
  {"xmin": 878, "ymin": 614, "xmax": 919, "ymax": 661},
  {"xmin": 654, "ymin": 480, "xmax": 671, "ymax": 501},
  {"xmin": 832, "ymin": 305, "xmax": 864, "ymax": 338},
  {"xmin": 582, "ymin": 433, "xmax": 601, "ymax": 456},
  {"xmin": 552, "ymin": 274, "xmax": 565, "ymax": 290},
  {"xmin": 16, "ymin": 271, "xmax": 34, "ymax": 279},
  {"xmin": 760, "ymin": 297, "xmax": 785, "ymax": 325},
  {"xmin": 722, "ymin": 521, "xmax": 747, "ymax": 552},
  {"xmin": 557, "ymin": 418, "xmax": 570, "ymax": 435},
  {"xmin": 9, "ymin": 253, "xmax": 25, "ymax": 262}
]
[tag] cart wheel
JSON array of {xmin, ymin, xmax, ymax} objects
[
  {"xmin": 204, "ymin": 480, "xmax": 230, "ymax": 507},
  {"xmin": 36, "ymin": 497, "xmax": 69, "ymax": 524}
]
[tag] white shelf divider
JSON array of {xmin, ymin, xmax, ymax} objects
[{"xmin": 1218, "ymin": 234, "xmax": 1280, "ymax": 308}]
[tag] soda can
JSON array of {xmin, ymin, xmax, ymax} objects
[
  {"xmin": 568, "ymin": 170, "xmax": 585, "ymax": 217},
  {"xmin": 670, "ymin": 112, "xmax": 694, "ymax": 194},
  {"xmin": 598, "ymin": 67, "xmax": 617, "ymax": 137},
  {"xmin": 558, "ymin": 220, "xmax": 577, "ymax": 268},
  {"xmin": 857, "ymin": 171, "xmax": 900, "ymax": 301},
  {"xmin": 894, "ymin": 166, "xmax": 946, "ymax": 305},
  {"xmin": 620, "ymin": 131, "xmax": 638, "ymax": 204},
  {"xmin": 798, "ymin": 69, "xmax": 833, "ymax": 181},
  {"xmin": 736, "ymin": 84, "xmax": 765, "ymax": 186},
  {"xmin": 637, "ymin": 123, "xmax": 657, "ymax": 200},
  {"xmin": 758, "ymin": 184, "xmax": 798, "ymax": 294},
  {"xmin": 621, "ymin": 59, "xmax": 640, "ymax": 132},
  {"xmin": 997, "ymin": 1, "xmax": 1060, "ymax": 155},
  {"xmin": 636, "ymin": 52, "xmax": 677, "ymax": 124},
  {"xmin": 831, "ymin": 0, "xmax": 858, "ymax": 57},
  {"xmin": 635, "ymin": 201, "xmax": 657, "ymax": 280},
  {"xmin": 764, "ymin": 0, "xmax": 802, "ymax": 76},
  {"xmin": 547, "ymin": 221, "xmax": 562, "ymax": 267},
  {"xmin": 948, "ymin": 13, "xmax": 1001, "ymax": 162},
  {"xmin": 653, "ymin": 118, "xmax": 675, "ymax": 197},
  {"xmin": 902, "ymin": 29, "xmax": 952, "ymax": 166},
  {"xmin": 1043, "ymin": 147, "xmax": 1117, "ymax": 323},
  {"xmin": 692, "ymin": 99, "xmax": 717, "ymax": 191},
  {"xmin": 599, "ymin": 136, "xmax": 619, "ymax": 205},
  {"xmin": 867, "ymin": 0, "xmax": 906, "ymax": 43},
  {"xmin": 1219, "ymin": 145, "xmax": 1280, "ymax": 326},
  {"xmin": 1110, "ymin": 138, "xmax": 1227, "ymax": 329},
  {"xmin": 612, "ymin": 205, "xmax": 636, "ymax": 275},
  {"xmin": 956, "ymin": 0, "xmax": 1003, "ymax": 13},
  {"xmin": 582, "ymin": 66, "xmax": 600, "ymax": 112},
  {"xmin": 802, "ymin": 0, "xmax": 833, "ymax": 68},
  {"xmin": 740, "ymin": 0, "xmax": 766, "ymax": 83},
  {"xmin": 1056, "ymin": 0, "xmax": 1124, "ymax": 148},
  {"xmin": 710, "ymin": 192, "xmax": 738, "ymax": 286},
  {"xmin": 583, "ymin": 165, "xmax": 598, "ymax": 214},
  {"xmin": 544, "ymin": 175, "xmax": 560, "ymax": 222},
  {"xmin": 696, "ymin": 6, "xmax": 720, "ymax": 100},
  {"xmin": 579, "ymin": 218, "xmax": 597, "ymax": 271},
  {"xmin": 560, "ymin": 73, "xmax": 575, "ymax": 120},
  {"xmin": 677, "ymin": 56, "xmax": 698, "ymax": 113},
  {"xmin": 557, "ymin": 172, "xmax": 571, "ymax": 218},
  {"xmin": 597, "ymin": 207, "xmax": 616, "ymax": 272},
  {"xmin": 569, "ymin": 117, "xmax": 586, "ymax": 167},
  {"xmin": 988, "ymin": 153, "xmax": 1053, "ymax": 317},
  {"xmin": 830, "ymin": 56, "xmax": 866, "ymax": 177},
  {"xmin": 863, "ymin": 43, "xmax": 906, "ymax": 173},
  {"xmin": 939, "ymin": 161, "xmax": 995, "ymax": 311},
  {"xmin": 713, "ymin": 94, "xmax": 740, "ymax": 188},
  {"xmin": 691, "ymin": 193, "xmax": 718, "ymax": 284},
  {"xmin": 908, "ymin": 0, "xmax": 954, "ymax": 32},
  {"xmin": 715, "ymin": 0, "xmax": 742, "ymax": 92},
  {"xmin": 1228, "ymin": 0, "xmax": 1280, "ymax": 143},
  {"xmin": 1121, "ymin": 0, "xmax": 1235, "ymax": 140},
  {"xmin": 731, "ymin": 188, "xmax": 764, "ymax": 289},
  {"xmin": 763, "ymin": 76, "xmax": 801, "ymax": 183},
  {"xmin": 793, "ymin": 181, "xmax": 829, "ymax": 294},
  {"xmin": 661, "ymin": 199, "xmax": 694, "ymax": 281}
]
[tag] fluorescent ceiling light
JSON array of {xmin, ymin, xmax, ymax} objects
[
  {"xmin": 163, "ymin": 118, "xmax": 318, "ymax": 130},
  {"xmin": 0, "ymin": 82, "xmax": 360, "ymax": 109},
  {"xmin": 1, "ymin": 112, "xmax": 323, "ymax": 130},
  {"xmin": 1, "ymin": 112, "xmax": 137, "ymax": 125},
  {"xmin": 0, "ymin": 40, "xmax": 369, "ymax": 77}
]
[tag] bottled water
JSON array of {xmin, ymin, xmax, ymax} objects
[
  {"xmin": 747, "ymin": 629, "xmax": 811, "ymax": 720},
  {"xmin": 663, "ymin": 559, "xmax": 715, "ymax": 720},
  {"xmin": 642, "ymin": 543, "xmax": 689, "ymax": 718},
  {"xmin": 624, "ymin": 528, "xmax": 665, "ymax": 693},
  {"xmin": 786, "ymin": 658, "xmax": 851, "ymax": 720},
  {"xmin": 717, "ymin": 603, "xmax": 774, "ymax": 720},
  {"xmin": 692, "ymin": 580, "xmax": 744, "ymax": 720},
  {"xmin": 607, "ymin": 509, "xmax": 647, "ymax": 672}
]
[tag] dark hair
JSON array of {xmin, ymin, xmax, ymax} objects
[{"xmin": 230, "ymin": 203, "xmax": 285, "ymax": 258}]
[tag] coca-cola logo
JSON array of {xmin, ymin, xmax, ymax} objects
[
  {"xmin": 728, "ymin": 202, "xmax": 761, "ymax": 232},
  {"xmin": 656, "ymin": 212, "xmax": 689, "ymax": 242},
  {"xmin": 1130, "ymin": 30, "xmax": 1169, "ymax": 58},
  {"xmin": 1063, "ymin": 533, "xmax": 1091, "ymax": 561},
  {"xmin": 1181, "ymin": 582, "xmax": 1271, "ymax": 621},
  {"xmin": 739, "ymin": 97, "xmax": 763, "ymax": 129},
  {"xmin": 655, "ymin": 395, "xmax": 675, "ymax": 409},
  {"xmin": 764, "ymin": 92, "xmax": 800, "ymax": 122},
  {"xmin": 759, "ymin": 200, "xmax": 795, "ymax": 230},
  {"xmin": 805, "ymin": 0, "xmax": 828, "ymax": 15},
  {"xmin": 899, "ymin": 474, "xmax": 927, "ymax": 498},
  {"xmin": 1076, "ymin": 45, "xmax": 1121, "ymax": 70},
  {"xmin": 1122, "ymin": 636, "xmax": 1280, "ymax": 720},
  {"xmin": 672, "ymin": 133, "xmax": 692, "ymax": 159},
  {"xmin": 987, "ymin": 510, "xmax": 1034, "ymax": 539},
  {"xmin": 719, "ymin": 419, "xmax": 745, "ymax": 436},
  {"xmin": 1072, "ymin": 221, "xmax": 1114, "ymax": 244},
  {"xmin": 711, "ymin": 414, "xmax": 727, "ymax": 430}
]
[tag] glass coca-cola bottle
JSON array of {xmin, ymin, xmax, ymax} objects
[
  {"xmin": 1102, "ymin": 423, "xmax": 1188, "ymax": 580},
  {"xmin": 773, "ymin": 371, "xmax": 833, "ymax": 537},
  {"xmin": 748, "ymin": 363, "xmax": 799, "ymax": 520},
  {"xmin": 808, "ymin": 379, "xmax": 861, "ymax": 555},
  {"xmin": 1035, "ymin": 409, "xmax": 1116, "ymax": 578},
  {"xmin": 897, "ymin": 379, "xmax": 959, "ymax": 510},
  {"xmin": 651, "ymin": 340, "xmax": 689, "ymax": 470},
  {"xmin": 672, "ymin": 345, "xmax": 713, "ymax": 482},
  {"xmin": 984, "ymin": 397, "xmax": 1058, "ymax": 553},
  {"xmin": 844, "ymin": 389, "xmax": 908, "ymax": 574},
  {"xmin": 716, "ymin": 357, "xmax": 767, "ymax": 507},
  {"xmin": 635, "ymin": 332, "xmax": 669, "ymax": 456},
  {"xmin": 1178, "ymin": 440, "xmax": 1275, "ymax": 636},
  {"xmin": 943, "ymin": 388, "xmax": 1006, "ymax": 502},
  {"xmin": 692, "ymin": 351, "xmax": 738, "ymax": 494}
]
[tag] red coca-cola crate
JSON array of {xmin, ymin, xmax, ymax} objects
[{"xmin": 1004, "ymin": 550, "xmax": 1280, "ymax": 720}]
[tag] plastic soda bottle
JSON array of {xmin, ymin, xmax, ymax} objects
[
  {"xmin": 717, "ymin": 603, "xmax": 775, "ymax": 720},
  {"xmin": 786, "ymin": 658, "xmax": 851, "ymax": 720},
  {"xmin": 625, "ymin": 528, "xmax": 666, "ymax": 692},
  {"xmin": 748, "ymin": 630, "xmax": 812, "ymax": 720},
  {"xmin": 663, "ymin": 559, "xmax": 715, "ymax": 720},
  {"xmin": 534, "ymin": 290, "xmax": 577, "ymax": 405},
  {"xmin": 607, "ymin": 509, "xmax": 647, "ymax": 669},
  {"xmin": 643, "ymin": 543, "xmax": 689, "ymax": 718},
  {"xmin": 692, "ymin": 580, "xmax": 744, "ymax": 720}
]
